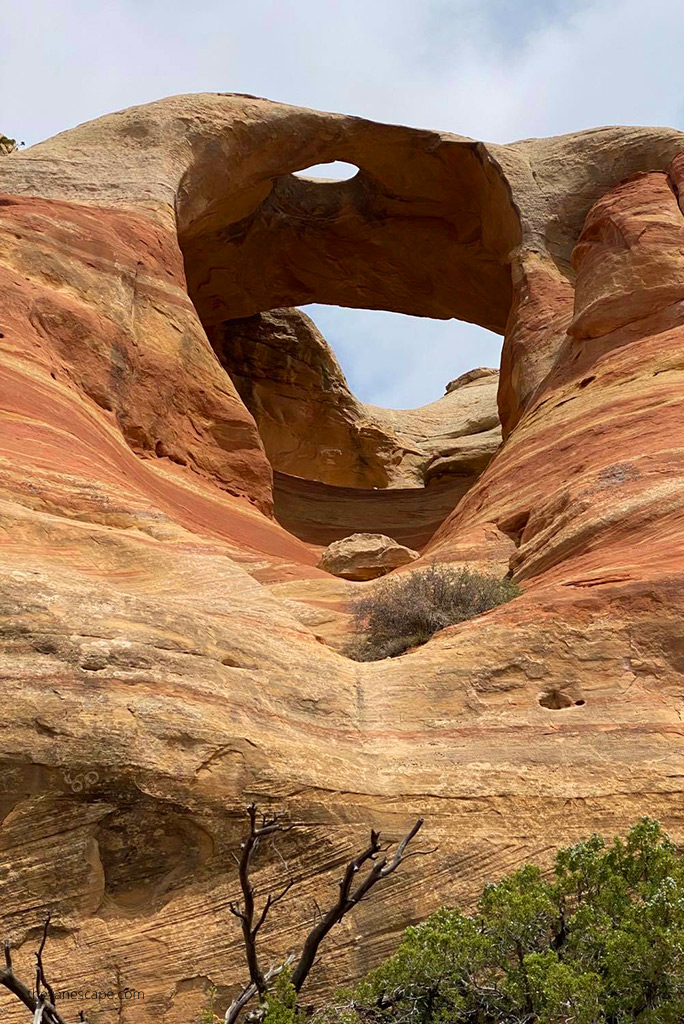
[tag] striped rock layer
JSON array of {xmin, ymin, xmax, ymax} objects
[{"xmin": 1, "ymin": 95, "xmax": 684, "ymax": 1021}]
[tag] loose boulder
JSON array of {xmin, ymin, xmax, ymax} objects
[{"xmin": 318, "ymin": 533, "xmax": 419, "ymax": 580}]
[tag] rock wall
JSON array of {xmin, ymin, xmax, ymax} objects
[
  {"xmin": 272, "ymin": 470, "xmax": 475, "ymax": 549},
  {"xmin": 1, "ymin": 95, "xmax": 684, "ymax": 1023}
]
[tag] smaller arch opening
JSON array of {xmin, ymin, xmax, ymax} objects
[{"xmin": 293, "ymin": 161, "xmax": 359, "ymax": 181}]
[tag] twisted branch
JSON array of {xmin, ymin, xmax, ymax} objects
[
  {"xmin": 0, "ymin": 916, "xmax": 85, "ymax": 1024},
  {"xmin": 225, "ymin": 804, "xmax": 430, "ymax": 1023},
  {"xmin": 290, "ymin": 818, "xmax": 425, "ymax": 992}
]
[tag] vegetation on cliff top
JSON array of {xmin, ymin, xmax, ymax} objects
[
  {"xmin": 346, "ymin": 563, "xmax": 520, "ymax": 661},
  {"xmin": 0, "ymin": 135, "xmax": 22, "ymax": 154}
]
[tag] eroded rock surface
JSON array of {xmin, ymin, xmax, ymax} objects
[
  {"xmin": 1, "ymin": 95, "xmax": 684, "ymax": 1023},
  {"xmin": 445, "ymin": 366, "xmax": 498, "ymax": 392}
]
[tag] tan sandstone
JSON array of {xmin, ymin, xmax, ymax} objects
[{"xmin": 0, "ymin": 95, "xmax": 684, "ymax": 1023}]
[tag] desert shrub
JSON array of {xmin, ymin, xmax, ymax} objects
[
  {"xmin": 316, "ymin": 818, "xmax": 684, "ymax": 1024},
  {"xmin": 0, "ymin": 135, "xmax": 22, "ymax": 155},
  {"xmin": 195, "ymin": 984, "xmax": 221, "ymax": 1022},
  {"xmin": 263, "ymin": 971, "xmax": 304, "ymax": 1024},
  {"xmin": 345, "ymin": 563, "xmax": 519, "ymax": 661}
]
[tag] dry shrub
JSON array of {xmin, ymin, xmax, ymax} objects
[
  {"xmin": 0, "ymin": 135, "xmax": 20, "ymax": 155},
  {"xmin": 345, "ymin": 563, "xmax": 519, "ymax": 661}
]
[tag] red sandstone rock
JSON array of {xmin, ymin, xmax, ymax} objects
[{"xmin": 1, "ymin": 96, "xmax": 684, "ymax": 1023}]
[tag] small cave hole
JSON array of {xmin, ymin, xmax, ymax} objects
[
  {"xmin": 498, "ymin": 511, "xmax": 531, "ymax": 548},
  {"xmin": 538, "ymin": 690, "xmax": 574, "ymax": 710},
  {"xmin": 574, "ymin": 699, "xmax": 586, "ymax": 706},
  {"xmin": 578, "ymin": 376, "xmax": 596, "ymax": 389},
  {"xmin": 292, "ymin": 161, "xmax": 359, "ymax": 181}
]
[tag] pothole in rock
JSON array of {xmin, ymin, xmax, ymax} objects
[
  {"xmin": 539, "ymin": 690, "xmax": 585, "ymax": 709},
  {"xmin": 498, "ymin": 511, "xmax": 531, "ymax": 548},
  {"xmin": 96, "ymin": 802, "xmax": 214, "ymax": 913}
]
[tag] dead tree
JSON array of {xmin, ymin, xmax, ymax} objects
[
  {"xmin": 0, "ymin": 913, "xmax": 88, "ymax": 1023},
  {"xmin": 1, "ymin": 807, "xmax": 428, "ymax": 1023},
  {"xmin": 225, "ymin": 804, "xmax": 430, "ymax": 1024}
]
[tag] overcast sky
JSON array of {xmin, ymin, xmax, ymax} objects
[{"xmin": 4, "ymin": 0, "xmax": 684, "ymax": 408}]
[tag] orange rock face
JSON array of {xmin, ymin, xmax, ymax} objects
[{"xmin": 1, "ymin": 95, "xmax": 684, "ymax": 1023}]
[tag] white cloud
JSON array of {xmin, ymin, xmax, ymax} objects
[{"xmin": 2, "ymin": 0, "xmax": 683, "ymax": 405}]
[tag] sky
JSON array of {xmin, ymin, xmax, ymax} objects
[{"xmin": 3, "ymin": 0, "xmax": 684, "ymax": 409}]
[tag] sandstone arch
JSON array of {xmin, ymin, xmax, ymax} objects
[
  {"xmin": 176, "ymin": 115, "xmax": 518, "ymax": 331},
  {"xmin": 171, "ymin": 96, "xmax": 520, "ymax": 519},
  {"xmin": 1, "ymin": 96, "xmax": 684, "ymax": 1023}
]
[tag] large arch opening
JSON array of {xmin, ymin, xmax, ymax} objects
[
  {"xmin": 304, "ymin": 304, "xmax": 502, "ymax": 409},
  {"xmin": 208, "ymin": 304, "xmax": 502, "ymax": 549},
  {"xmin": 176, "ymin": 123, "xmax": 520, "ymax": 549}
]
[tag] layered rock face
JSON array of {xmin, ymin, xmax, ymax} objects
[{"xmin": 1, "ymin": 95, "xmax": 684, "ymax": 1023}]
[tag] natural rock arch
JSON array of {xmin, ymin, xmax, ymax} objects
[
  {"xmin": 176, "ymin": 115, "xmax": 519, "ymax": 331},
  {"xmin": 168, "ymin": 97, "xmax": 523, "ymax": 539},
  {"xmin": 2, "ymin": 95, "xmax": 684, "ymax": 1024}
]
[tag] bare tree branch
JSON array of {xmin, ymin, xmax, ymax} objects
[
  {"xmin": 0, "ymin": 918, "xmax": 86, "ymax": 1024},
  {"xmin": 290, "ymin": 818, "xmax": 425, "ymax": 992},
  {"xmin": 253, "ymin": 879, "xmax": 295, "ymax": 940},
  {"xmin": 225, "ymin": 803, "xmax": 431, "ymax": 1023},
  {"xmin": 36, "ymin": 913, "xmax": 57, "ymax": 1008},
  {"xmin": 230, "ymin": 803, "xmax": 295, "ymax": 999},
  {"xmin": 399, "ymin": 846, "xmax": 439, "ymax": 863},
  {"xmin": 225, "ymin": 955, "xmax": 294, "ymax": 1024},
  {"xmin": 1, "ymin": 964, "xmax": 63, "ymax": 1023}
]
